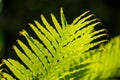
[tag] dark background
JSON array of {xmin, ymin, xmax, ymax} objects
[{"xmin": 0, "ymin": 0, "xmax": 120, "ymax": 59}]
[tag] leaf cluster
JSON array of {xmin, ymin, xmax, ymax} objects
[{"xmin": 0, "ymin": 8, "xmax": 120, "ymax": 80}]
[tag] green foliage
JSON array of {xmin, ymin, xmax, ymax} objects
[
  {"xmin": 94, "ymin": 36, "xmax": 120, "ymax": 80},
  {"xmin": 0, "ymin": 8, "xmax": 120, "ymax": 80},
  {"xmin": 78, "ymin": 36, "xmax": 120, "ymax": 80}
]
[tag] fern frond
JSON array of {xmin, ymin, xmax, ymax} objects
[
  {"xmin": 3, "ymin": 59, "xmax": 31, "ymax": 79},
  {"xmin": 96, "ymin": 36, "xmax": 120, "ymax": 79},
  {"xmin": 2, "ymin": 72, "xmax": 15, "ymax": 80},
  {"xmin": 3, "ymin": 8, "xmax": 107, "ymax": 80},
  {"xmin": 81, "ymin": 36, "xmax": 120, "ymax": 80}
]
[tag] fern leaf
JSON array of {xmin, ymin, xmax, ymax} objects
[
  {"xmin": 29, "ymin": 23, "xmax": 56, "ymax": 57},
  {"xmin": 2, "ymin": 72, "xmax": 15, "ymax": 80},
  {"xmin": 4, "ymin": 59, "xmax": 28, "ymax": 79},
  {"xmin": 96, "ymin": 36, "xmax": 120, "ymax": 79},
  {"xmin": 3, "ymin": 8, "xmax": 107, "ymax": 80},
  {"xmin": 81, "ymin": 36, "xmax": 120, "ymax": 80},
  {"xmin": 13, "ymin": 45, "xmax": 37, "ymax": 72},
  {"xmin": 34, "ymin": 20, "xmax": 58, "ymax": 48},
  {"xmin": 41, "ymin": 15, "xmax": 60, "ymax": 42},
  {"xmin": 72, "ymin": 10, "xmax": 90, "ymax": 25},
  {"xmin": 17, "ymin": 39, "xmax": 47, "ymax": 76},
  {"xmin": 51, "ymin": 13, "xmax": 62, "ymax": 36}
]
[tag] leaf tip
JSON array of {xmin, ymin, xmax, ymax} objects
[
  {"xmin": 16, "ymin": 39, "xmax": 21, "ymax": 43},
  {"xmin": 12, "ymin": 45, "xmax": 16, "ymax": 50},
  {"xmin": 28, "ymin": 23, "xmax": 32, "ymax": 26},
  {"xmin": 19, "ymin": 29, "xmax": 26, "ymax": 36},
  {"xmin": 40, "ymin": 14, "xmax": 44, "ymax": 18},
  {"xmin": 60, "ymin": 7, "xmax": 63, "ymax": 13},
  {"xmin": 20, "ymin": 29, "xmax": 28, "ymax": 37},
  {"xmin": 104, "ymin": 29, "xmax": 108, "ymax": 34},
  {"xmin": 1, "ymin": 59, "xmax": 4, "ymax": 65},
  {"xmin": 34, "ymin": 20, "xmax": 37, "ymax": 23},
  {"xmin": 50, "ymin": 13, "xmax": 53, "ymax": 15},
  {"xmin": 85, "ymin": 10, "xmax": 91, "ymax": 14}
]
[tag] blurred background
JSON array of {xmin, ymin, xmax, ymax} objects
[{"xmin": 0, "ymin": 0, "xmax": 120, "ymax": 60}]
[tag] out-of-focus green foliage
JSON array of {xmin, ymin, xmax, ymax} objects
[
  {"xmin": 96, "ymin": 36, "xmax": 120, "ymax": 79},
  {"xmin": 81, "ymin": 36, "xmax": 120, "ymax": 80}
]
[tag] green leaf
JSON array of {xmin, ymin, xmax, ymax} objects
[
  {"xmin": 95, "ymin": 36, "xmax": 120, "ymax": 80},
  {"xmin": 3, "ymin": 8, "xmax": 107, "ymax": 80}
]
